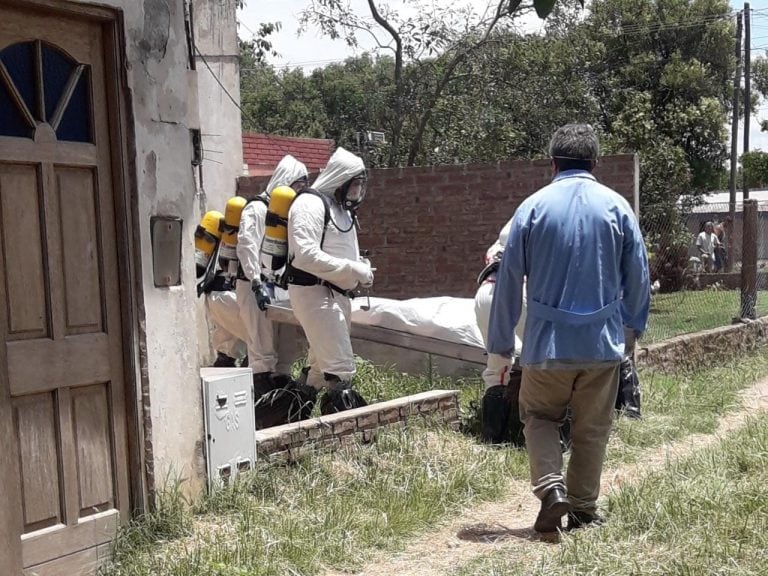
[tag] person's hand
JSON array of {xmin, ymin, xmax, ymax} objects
[
  {"xmin": 350, "ymin": 260, "xmax": 373, "ymax": 287},
  {"xmin": 251, "ymin": 280, "xmax": 271, "ymax": 311}
]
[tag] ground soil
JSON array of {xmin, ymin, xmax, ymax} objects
[{"xmin": 324, "ymin": 378, "xmax": 768, "ymax": 576}]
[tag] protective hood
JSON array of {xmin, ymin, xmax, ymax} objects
[
  {"xmin": 312, "ymin": 147, "xmax": 365, "ymax": 196},
  {"xmin": 498, "ymin": 219, "xmax": 512, "ymax": 247},
  {"xmin": 265, "ymin": 155, "xmax": 309, "ymax": 196}
]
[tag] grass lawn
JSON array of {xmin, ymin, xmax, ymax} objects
[
  {"xmin": 454, "ymin": 412, "xmax": 768, "ymax": 576},
  {"xmin": 645, "ymin": 289, "xmax": 768, "ymax": 343},
  {"xmin": 102, "ymin": 346, "xmax": 768, "ymax": 576}
]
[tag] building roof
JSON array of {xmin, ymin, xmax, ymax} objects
[
  {"xmin": 689, "ymin": 190, "xmax": 768, "ymax": 213},
  {"xmin": 242, "ymin": 132, "xmax": 334, "ymax": 175}
]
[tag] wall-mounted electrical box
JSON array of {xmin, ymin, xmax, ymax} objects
[
  {"xmin": 201, "ymin": 367, "xmax": 255, "ymax": 490},
  {"xmin": 150, "ymin": 216, "xmax": 183, "ymax": 287}
]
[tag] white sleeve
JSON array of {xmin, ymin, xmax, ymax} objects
[
  {"xmin": 288, "ymin": 194, "xmax": 369, "ymax": 288},
  {"xmin": 236, "ymin": 201, "xmax": 267, "ymax": 282}
]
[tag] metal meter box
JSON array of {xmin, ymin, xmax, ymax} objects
[{"xmin": 201, "ymin": 367, "xmax": 255, "ymax": 489}]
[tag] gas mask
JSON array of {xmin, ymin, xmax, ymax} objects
[{"xmin": 339, "ymin": 173, "xmax": 368, "ymax": 211}]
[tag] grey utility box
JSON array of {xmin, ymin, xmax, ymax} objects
[{"xmin": 201, "ymin": 367, "xmax": 255, "ymax": 489}]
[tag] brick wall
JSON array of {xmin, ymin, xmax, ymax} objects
[
  {"xmin": 638, "ymin": 317, "xmax": 768, "ymax": 373},
  {"xmin": 254, "ymin": 390, "xmax": 460, "ymax": 461},
  {"xmin": 358, "ymin": 155, "xmax": 637, "ymax": 298},
  {"xmin": 235, "ymin": 155, "xmax": 637, "ymax": 298}
]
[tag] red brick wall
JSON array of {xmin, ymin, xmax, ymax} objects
[
  {"xmin": 234, "ymin": 155, "xmax": 637, "ymax": 299},
  {"xmin": 358, "ymin": 155, "xmax": 637, "ymax": 298}
]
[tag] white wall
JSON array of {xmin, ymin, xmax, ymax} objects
[
  {"xmin": 66, "ymin": 0, "xmax": 212, "ymax": 496},
  {"xmin": 192, "ymin": 0, "xmax": 244, "ymax": 365}
]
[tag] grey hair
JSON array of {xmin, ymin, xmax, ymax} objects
[{"xmin": 549, "ymin": 124, "xmax": 600, "ymax": 161}]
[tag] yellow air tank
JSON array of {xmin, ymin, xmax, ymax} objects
[
  {"xmin": 220, "ymin": 196, "xmax": 247, "ymax": 247},
  {"xmin": 218, "ymin": 196, "xmax": 247, "ymax": 278},
  {"xmin": 194, "ymin": 210, "xmax": 223, "ymax": 275},
  {"xmin": 262, "ymin": 185, "xmax": 297, "ymax": 260}
]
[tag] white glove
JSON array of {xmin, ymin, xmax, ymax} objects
[{"xmin": 350, "ymin": 260, "xmax": 373, "ymax": 287}]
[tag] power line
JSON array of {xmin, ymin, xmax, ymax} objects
[{"xmin": 194, "ymin": 45, "xmax": 299, "ymax": 160}]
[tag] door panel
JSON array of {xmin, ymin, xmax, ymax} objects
[
  {"xmin": 72, "ymin": 384, "xmax": 115, "ymax": 518},
  {"xmin": 0, "ymin": 164, "xmax": 49, "ymax": 340},
  {"xmin": 0, "ymin": 5, "xmax": 130, "ymax": 575},
  {"xmin": 14, "ymin": 393, "xmax": 63, "ymax": 533},
  {"xmin": 56, "ymin": 167, "xmax": 105, "ymax": 336}
]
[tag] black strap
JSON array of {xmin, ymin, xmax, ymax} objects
[
  {"xmin": 197, "ymin": 238, "xmax": 222, "ymax": 297},
  {"xmin": 284, "ymin": 265, "xmax": 355, "ymax": 298},
  {"xmin": 477, "ymin": 260, "xmax": 500, "ymax": 285}
]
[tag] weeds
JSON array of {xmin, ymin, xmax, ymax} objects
[{"xmin": 455, "ymin": 413, "xmax": 768, "ymax": 576}]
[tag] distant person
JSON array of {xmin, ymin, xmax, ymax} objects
[
  {"xmin": 713, "ymin": 221, "xmax": 727, "ymax": 272},
  {"xmin": 487, "ymin": 124, "xmax": 650, "ymax": 533},
  {"xmin": 696, "ymin": 221, "xmax": 719, "ymax": 272}
]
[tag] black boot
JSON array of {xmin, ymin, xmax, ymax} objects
[
  {"xmin": 481, "ymin": 385, "xmax": 511, "ymax": 444},
  {"xmin": 319, "ymin": 375, "xmax": 368, "ymax": 415},
  {"xmin": 254, "ymin": 379, "xmax": 317, "ymax": 429},
  {"xmin": 253, "ymin": 372, "xmax": 279, "ymax": 398},
  {"xmin": 212, "ymin": 352, "xmax": 237, "ymax": 368}
]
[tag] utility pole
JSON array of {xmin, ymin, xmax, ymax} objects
[
  {"xmin": 729, "ymin": 10, "xmax": 743, "ymax": 272},
  {"xmin": 744, "ymin": 2, "xmax": 751, "ymax": 200}
]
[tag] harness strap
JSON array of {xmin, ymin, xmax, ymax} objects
[{"xmin": 284, "ymin": 265, "xmax": 355, "ymax": 298}]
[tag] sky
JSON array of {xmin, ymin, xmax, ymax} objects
[{"xmin": 237, "ymin": 0, "xmax": 768, "ymax": 154}]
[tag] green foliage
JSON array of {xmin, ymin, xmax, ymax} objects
[{"xmin": 740, "ymin": 150, "xmax": 768, "ymax": 188}]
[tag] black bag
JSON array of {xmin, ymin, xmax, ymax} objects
[{"xmin": 615, "ymin": 358, "xmax": 641, "ymax": 419}]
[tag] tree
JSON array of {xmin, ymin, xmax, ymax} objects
[
  {"xmin": 741, "ymin": 150, "xmax": 768, "ymax": 188},
  {"xmin": 563, "ymin": 0, "xmax": 734, "ymax": 290},
  {"xmin": 300, "ymin": 0, "xmax": 581, "ymax": 166}
]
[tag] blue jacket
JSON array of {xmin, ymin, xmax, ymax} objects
[{"xmin": 487, "ymin": 170, "xmax": 650, "ymax": 366}]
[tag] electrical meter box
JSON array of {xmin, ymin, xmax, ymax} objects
[{"xmin": 201, "ymin": 367, "xmax": 255, "ymax": 489}]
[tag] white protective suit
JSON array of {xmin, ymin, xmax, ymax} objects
[
  {"xmin": 206, "ymin": 289, "xmax": 247, "ymax": 360},
  {"xmin": 474, "ymin": 218, "xmax": 527, "ymax": 391},
  {"xmin": 287, "ymin": 147, "xmax": 373, "ymax": 390},
  {"xmin": 237, "ymin": 155, "xmax": 309, "ymax": 374}
]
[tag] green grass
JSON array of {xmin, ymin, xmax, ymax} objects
[
  {"xmin": 454, "ymin": 412, "xmax": 768, "ymax": 576},
  {"xmin": 606, "ymin": 347, "xmax": 768, "ymax": 466},
  {"xmin": 101, "ymin": 422, "xmax": 528, "ymax": 576},
  {"xmin": 645, "ymin": 289, "xmax": 768, "ymax": 343},
  {"xmin": 102, "ymin": 348, "xmax": 768, "ymax": 576}
]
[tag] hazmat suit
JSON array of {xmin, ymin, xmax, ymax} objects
[
  {"xmin": 196, "ymin": 210, "xmax": 248, "ymax": 367},
  {"xmin": 474, "ymin": 218, "xmax": 527, "ymax": 444},
  {"xmin": 237, "ymin": 155, "xmax": 309, "ymax": 397},
  {"xmin": 285, "ymin": 147, "xmax": 372, "ymax": 416}
]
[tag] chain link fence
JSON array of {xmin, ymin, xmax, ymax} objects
[{"xmin": 643, "ymin": 199, "xmax": 768, "ymax": 344}]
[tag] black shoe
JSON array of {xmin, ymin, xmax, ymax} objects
[
  {"xmin": 533, "ymin": 488, "xmax": 570, "ymax": 533},
  {"xmin": 254, "ymin": 381, "xmax": 317, "ymax": 429},
  {"xmin": 212, "ymin": 352, "xmax": 237, "ymax": 368},
  {"xmin": 252, "ymin": 372, "xmax": 278, "ymax": 398},
  {"xmin": 319, "ymin": 388, "xmax": 368, "ymax": 415},
  {"xmin": 565, "ymin": 511, "xmax": 604, "ymax": 532},
  {"xmin": 481, "ymin": 385, "xmax": 512, "ymax": 444}
]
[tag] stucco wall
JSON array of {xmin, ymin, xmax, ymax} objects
[
  {"xmin": 64, "ymin": 0, "xmax": 212, "ymax": 496},
  {"xmin": 192, "ymin": 0, "xmax": 243, "ymax": 365}
]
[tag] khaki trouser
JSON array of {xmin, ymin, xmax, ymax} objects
[{"xmin": 520, "ymin": 363, "xmax": 620, "ymax": 514}]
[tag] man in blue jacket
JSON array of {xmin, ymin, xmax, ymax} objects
[{"xmin": 488, "ymin": 124, "xmax": 650, "ymax": 533}]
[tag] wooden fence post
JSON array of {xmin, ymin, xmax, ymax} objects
[{"xmin": 741, "ymin": 199, "xmax": 758, "ymax": 319}]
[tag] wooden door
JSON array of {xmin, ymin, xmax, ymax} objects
[{"xmin": 0, "ymin": 5, "xmax": 130, "ymax": 575}]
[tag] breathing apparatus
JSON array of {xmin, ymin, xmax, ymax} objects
[
  {"xmin": 219, "ymin": 196, "xmax": 247, "ymax": 278},
  {"xmin": 330, "ymin": 171, "xmax": 368, "ymax": 233},
  {"xmin": 195, "ymin": 210, "xmax": 224, "ymax": 277},
  {"xmin": 262, "ymin": 185, "xmax": 297, "ymax": 278}
]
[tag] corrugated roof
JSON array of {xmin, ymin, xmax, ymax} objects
[
  {"xmin": 242, "ymin": 132, "xmax": 334, "ymax": 173},
  {"xmin": 689, "ymin": 190, "xmax": 768, "ymax": 213}
]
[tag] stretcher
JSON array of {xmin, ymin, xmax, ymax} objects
[{"xmin": 265, "ymin": 298, "xmax": 488, "ymax": 365}]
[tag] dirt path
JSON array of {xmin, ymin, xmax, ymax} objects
[{"xmin": 325, "ymin": 378, "xmax": 768, "ymax": 576}]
